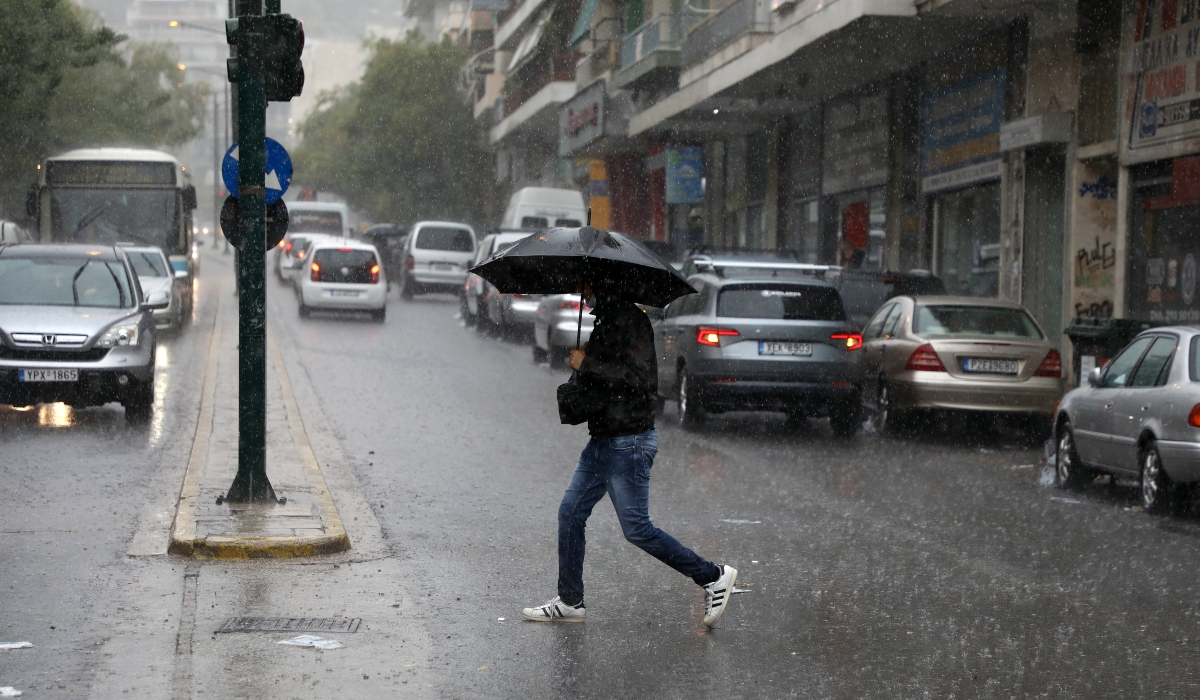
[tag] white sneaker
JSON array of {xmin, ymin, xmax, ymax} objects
[
  {"xmin": 521, "ymin": 596, "xmax": 587, "ymax": 623},
  {"xmin": 702, "ymin": 565, "xmax": 737, "ymax": 628}
]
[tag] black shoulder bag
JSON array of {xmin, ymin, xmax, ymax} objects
[{"xmin": 557, "ymin": 371, "xmax": 604, "ymax": 425}]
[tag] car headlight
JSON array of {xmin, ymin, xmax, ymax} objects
[{"xmin": 97, "ymin": 323, "xmax": 140, "ymax": 348}]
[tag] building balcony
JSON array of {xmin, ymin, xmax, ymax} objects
[
  {"xmin": 615, "ymin": 12, "xmax": 703, "ymax": 90},
  {"xmin": 474, "ymin": 74, "xmax": 507, "ymax": 120},
  {"xmin": 491, "ymin": 80, "xmax": 577, "ymax": 144},
  {"xmin": 679, "ymin": 0, "xmax": 770, "ymax": 72}
]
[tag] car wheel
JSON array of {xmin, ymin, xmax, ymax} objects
[
  {"xmin": 677, "ymin": 369, "xmax": 704, "ymax": 430},
  {"xmin": 532, "ymin": 345, "xmax": 548, "ymax": 364},
  {"xmin": 399, "ymin": 274, "xmax": 414, "ymax": 300},
  {"xmin": 829, "ymin": 399, "xmax": 861, "ymax": 438},
  {"xmin": 872, "ymin": 381, "xmax": 903, "ymax": 435},
  {"xmin": 123, "ymin": 380, "xmax": 154, "ymax": 425},
  {"xmin": 461, "ymin": 295, "xmax": 476, "ymax": 327},
  {"xmin": 1141, "ymin": 442, "xmax": 1180, "ymax": 516},
  {"xmin": 372, "ymin": 307, "xmax": 386, "ymax": 324},
  {"xmin": 298, "ymin": 302, "xmax": 311, "ymax": 319},
  {"xmin": 1055, "ymin": 422, "xmax": 1089, "ymax": 490}
]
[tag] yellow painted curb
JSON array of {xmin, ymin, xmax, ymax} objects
[{"xmin": 167, "ymin": 291, "xmax": 351, "ymax": 559}]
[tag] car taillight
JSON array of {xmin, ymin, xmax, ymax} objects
[
  {"xmin": 285, "ymin": 242, "xmax": 293, "ymax": 253},
  {"xmin": 1189, "ymin": 403, "xmax": 1200, "ymax": 428},
  {"xmin": 369, "ymin": 263, "xmax": 380, "ymax": 284},
  {"xmin": 558, "ymin": 300, "xmax": 582, "ymax": 310},
  {"xmin": 696, "ymin": 327, "xmax": 739, "ymax": 347},
  {"xmin": 1034, "ymin": 348, "xmax": 1062, "ymax": 378},
  {"xmin": 906, "ymin": 343, "xmax": 945, "ymax": 371},
  {"xmin": 831, "ymin": 332, "xmax": 863, "ymax": 351},
  {"xmin": 310, "ymin": 262, "xmax": 321, "ymax": 282},
  {"xmin": 406, "ymin": 255, "xmax": 414, "ymax": 270}
]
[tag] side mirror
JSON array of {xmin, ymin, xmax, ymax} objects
[
  {"xmin": 174, "ymin": 269, "xmax": 189, "ymax": 281},
  {"xmin": 1087, "ymin": 366, "xmax": 1103, "ymax": 387},
  {"xmin": 182, "ymin": 185, "xmax": 198, "ymax": 210},
  {"xmin": 143, "ymin": 290, "xmax": 170, "ymax": 310},
  {"xmin": 26, "ymin": 185, "xmax": 39, "ymax": 218}
]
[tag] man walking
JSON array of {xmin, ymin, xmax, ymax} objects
[{"xmin": 522, "ymin": 283, "xmax": 737, "ymax": 628}]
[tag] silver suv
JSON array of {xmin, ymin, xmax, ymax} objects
[{"xmin": 0, "ymin": 244, "xmax": 169, "ymax": 423}]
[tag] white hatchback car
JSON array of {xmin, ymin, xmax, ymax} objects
[
  {"xmin": 296, "ymin": 239, "xmax": 387, "ymax": 322},
  {"xmin": 398, "ymin": 221, "xmax": 476, "ymax": 299}
]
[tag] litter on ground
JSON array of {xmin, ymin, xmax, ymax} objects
[
  {"xmin": 720, "ymin": 519, "xmax": 761, "ymax": 525},
  {"xmin": 0, "ymin": 643, "xmax": 32, "ymax": 651},
  {"xmin": 0, "ymin": 687, "xmax": 22, "ymax": 697},
  {"xmin": 277, "ymin": 636, "xmax": 344, "ymax": 650},
  {"xmin": 1050, "ymin": 496, "xmax": 1081, "ymax": 505}
]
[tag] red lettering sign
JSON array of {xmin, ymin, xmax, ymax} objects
[{"xmin": 566, "ymin": 103, "xmax": 599, "ymax": 137}]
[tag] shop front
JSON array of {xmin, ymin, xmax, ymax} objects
[
  {"xmin": 822, "ymin": 87, "xmax": 890, "ymax": 270},
  {"xmin": 920, "ymin": 34, "xmax": 1008, "ymax": 297}
]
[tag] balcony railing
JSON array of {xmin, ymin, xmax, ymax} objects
[
  {"xmin": 620, "ymin": 13, "xmax": 695, "ymax": 68},
  {"xmin": 680, "ymin": 0, "xmax": 769, "ymax": 69}
]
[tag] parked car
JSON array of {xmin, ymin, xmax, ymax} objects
[
  {"xmin": 463, "ymin": 230, "xmax": 536, "ymax": 328},
  {"xmin": 853, "ymin": 295, "xmax": 1062, "ymax": 435},
  {"xmin": 121, "ymin": 245, "xmax": 183, "ymax": 331},
  {"xmin": 398, "ymin": 221, "xmax": 476, "ymax": 299},
  {"xmin": 296, "ymin": 239, "xmax": 387, "ymax": 322},
  {"xmin": 653, "ymin": 273, "xmax": 863, "ymax": 435},
  {"xmin": 679, "ymin": 252, "xmax": 811, "ymax": 279},
  {"xmin": 276, "ymin": 232, "xmax": 332, "ymax": 282},
  {"xmin": 0, "ymin": 243, "xmax": 169, "ymax": 423},
  {"xmin": 362, "ymin": 224, "xmax": 407, "ymax": 287},
  {"xmin": 825, "ymin": 268, "xmax": 945, "ymax": 330},
  {"xmin": 499, "ymin": 187, "xmax": 586, "ymax": 230},
  {"xmin": 533, "ymin": 294, "xmax": 594, "ymax": 368},
  {"xmin": 1055, "ymin": 327, "xmax": 1200, "ymax": 515}
]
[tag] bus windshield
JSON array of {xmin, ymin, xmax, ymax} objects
[{"xmin": 49, "ymin": 188, "xmax": 180, "ymax": 252}]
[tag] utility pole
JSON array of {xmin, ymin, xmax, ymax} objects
[{"xmin": 223, "ymin": 0, "xmax": 305, "ymax": 503}]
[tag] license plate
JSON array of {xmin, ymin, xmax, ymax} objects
[
  {"xmin": 431, "ymin": 263, "xmax": 454, "ymax": 271},
  {"xmin": 18, "ymin": 368, "xmax": 78, "ymax": 382},
  {"xmin": 759, "ymin": 341, "xmax": 812, "ymax": 356},
  {"xmin": 963, "ymin": 358, "xmax": 1019, "ymax": 375},
  {"xmin": 329, "ymin": 290, "xmax": 360, "ymax": 297}
]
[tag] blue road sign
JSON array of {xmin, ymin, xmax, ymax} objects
[{"xmin": 221, "ymin": 138, "xmax": 292, "ymax": 204}]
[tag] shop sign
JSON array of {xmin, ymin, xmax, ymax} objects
[
  {"xmin": 666, "ymin": 147, "xmax": 703, "ymax": 204},
  {"xmin": 558, "ymin": 81, "xmax": 606, "ymax": 156},
  {"xmin": 921, "ymin": 35, "xmax": 1007, "ymax": 194},
  {"xmin": 1121, "ymin": 0, "xmax": 1200, "ymax": 159},
  {"xmin": 822, "ymin": 90, "xmax": 889, "ymax": 195}
]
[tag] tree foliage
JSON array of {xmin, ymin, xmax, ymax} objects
[
  {"xmin": 294, "ymin": 33, "xmax": 499, "ymax": 228},
  {"xmin": 0, "ymin": 0, "xmax": 209, "ymax": 219}
]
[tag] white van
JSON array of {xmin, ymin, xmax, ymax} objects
[
  {"xmin": 399, "ymin": 221, "xmax": 477, "ymax": 299},
  {"xmin": 500, "ymin": 188, "xmax": 586, "ymax": 230},
  {"xmin": 286, "ymin": 201, "xmax": 352, "ymax": 238}
]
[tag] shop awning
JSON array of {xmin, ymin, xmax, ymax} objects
[
  {"xmin": 569, "ymin": 0, "xmax": 601, "ymax": 47},
  {"xmin": 507, "ymin": 10, "xmax": 551, "ymax": 74}
]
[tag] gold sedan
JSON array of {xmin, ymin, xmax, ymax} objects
[{"xmin": 853, "ymin": 296, "xmax": 1063, "ymax": 434}]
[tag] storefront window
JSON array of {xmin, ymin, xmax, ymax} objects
[
  {"xmin": 1129, "ymin": 181, "xmax": 1200, "ymax": 323},
  {"xmin": 932, "ymin": 182, "xmax": 1001, "ymax": 296},
  {"xmin": 834, "ymin": 189, "xmax": 886, "ymax": 270}
]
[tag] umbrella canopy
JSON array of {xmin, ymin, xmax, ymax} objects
[{"xmin": 469, "ymin": 226, "xmax": 696, "ymax": 308}]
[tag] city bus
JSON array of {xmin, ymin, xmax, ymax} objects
[{"xmin": 27, "ymin": 148, "xmax": 199, "ymax": 315}]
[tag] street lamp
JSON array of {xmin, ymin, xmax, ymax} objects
[{"xmin": 168, "ymin": 19, "xmax": 226, "ymax": 35}]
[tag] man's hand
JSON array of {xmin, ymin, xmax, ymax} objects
[{"xmin": 569, "ymin": 347, "xmax": 586, "ymax": 371}]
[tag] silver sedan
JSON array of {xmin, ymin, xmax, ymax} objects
[
  {"xmin": 1056, "ymin": 326, "xmax": 1200, "ymax": 515},
  {"xmin": 532, "ymin": 294, "xmax": 593, "ymax": 369}
]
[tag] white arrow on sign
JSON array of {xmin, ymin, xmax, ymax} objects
[
  {"xmin": 230, "ymin": 145, "xmax": 239, "ymax": 161},
  {"xmin": 265, "ymin": 169, "xmax": 282, "ymax": 191}
]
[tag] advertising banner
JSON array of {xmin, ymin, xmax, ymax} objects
[
  {"xmin": 666, "ymin": 147, "xmax": 703, "ymax": 205},
  {"xmin": 1122, "ymin": 0, "xmax": 1200, "ymax": 159},
  {"xmin": 921, "ymin": 35, "xmax": 1007, "ymax": 194}
]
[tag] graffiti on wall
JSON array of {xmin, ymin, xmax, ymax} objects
[{"xmin": 1071, "ymin": 163, "xmax": 1118, "ymax": 318}]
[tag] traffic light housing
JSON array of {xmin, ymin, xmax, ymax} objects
[{"xmin": 225, "ymin": 14, "xmax": 305, "ymax": 102}]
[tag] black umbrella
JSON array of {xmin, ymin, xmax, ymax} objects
[{"xmin": 469, "ymin": 226, "xmax": 696, "ymax": 308}]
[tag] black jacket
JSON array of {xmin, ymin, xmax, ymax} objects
[{"xmin": 578, "ymin": 298, "xmax": 658, "ymax": 437}]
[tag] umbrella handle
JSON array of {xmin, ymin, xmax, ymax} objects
[{"xmin": 576, "ymin": 293, "xmax": 584, "ymax": 349}]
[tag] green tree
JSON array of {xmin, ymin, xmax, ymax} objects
[
  {"xmin": 294, "ymin": 33, "xmax": 499, "ymax": 228},
  {"xmin": 0, "ymin": 0, "xmax": 209, "ymax": 219}
]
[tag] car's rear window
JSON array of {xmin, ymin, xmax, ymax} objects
[
  {"xmin": 555, "ymin": 218, "xmax": 582, "ymax": 227},
  {"xmin": 313, "ymin": 248, "xmax": 377, "ymax": 268},
  {"xmin": 128, "ymin": 251, "xmax": 168, "ymax": 277},
  {"xmin": 290, "ymin": 212, "xmax": 344, "ymax": 236},
  {"xmin": 0, "ymin": 257, "xmax": 134, "ymax": 308},
  {"xmin": 913, "ymin": 305, "xmax": 1043, "ymax": 339},
  {"xmin": 288, "ymin": 236, "xmax": 312, "ymax": 254},
  {"xmin": 521, "ymin": 216, "xmax": 549, "ymax": 228},
  {"xmin": 416, "ymin": 227, "xmax": 473, "ymax": 252},
  {"xmin": 717, "ymin": 285, "xmax": 846, "ymax": 321}
]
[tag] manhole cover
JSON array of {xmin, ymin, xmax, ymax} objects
[{"xmin": 216, "ymin": 617, "xmax": 361, "ymax": 633}]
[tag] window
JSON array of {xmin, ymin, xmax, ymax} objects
[
  {"xmin": 289, "ymin": 211, "xmax": 344, "ymax": 236},
  {"xmin": 521, "ymin": 216, "xmax": 549, "ymax": 229},
  {"xmin": 312, "ymin": 248, "xmax": 378, "ymax": 284},
  {"xmin": 0, "ymin": 257, "xmax": 134, "ymax": 308},
  {"xmin": 913, "ymin": 305, "xmax": 1043, "ymax": 339},
  {"xmin": 880, "ymin": 304, "xmax": 905, "ymax": 338},
  {"xmin": 555, "ymin": 218, "xmax": 582, "ymax": 227},
  {"xmin": 128, "ymin": 251, "xmax": 168, "ymax": 277},
  {"xmin": 862, "ymin": 303, "xmax": 895, "ymax": 341},
  {"xmin": 1130, "ymin": 336, "xmax": 1177, "ymax": 387},
  {"xmin": 1100, "ymin": 336, "xmax": 1154, "ymax": 388},
  {"xmin": 416, "ymin": 228, "xmax": 474, "ymax": 252},
  {"xmin": 717, "ymin": 284, "xmax": 846, "ymax": 321}
]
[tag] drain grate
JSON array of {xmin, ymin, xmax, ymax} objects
[{"xmin": 216, "ymin": 617, "xmax": 361, "ymax": 634}]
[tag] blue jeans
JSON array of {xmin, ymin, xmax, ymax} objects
[{"xmin": 557, "ymin": 429, "xmax": 720, "ymax": 605}]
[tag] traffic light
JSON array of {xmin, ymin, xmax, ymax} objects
[{"xmin": 224, "ymin": 14, "xmax": 305, "ymax": 102}]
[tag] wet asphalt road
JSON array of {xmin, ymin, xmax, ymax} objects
[{"xmin": 5, "ymin": 246, "xmax": 1200, "ymax": 697}]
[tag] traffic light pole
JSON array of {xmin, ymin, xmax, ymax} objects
[{"xmin": 225, "ymin": 0, "xmax": 275, "ymax": 503}]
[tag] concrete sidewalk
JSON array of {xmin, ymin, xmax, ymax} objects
[{"xmin": 168, "ymin": 266, "xmax": 350, "ymax": 558}]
